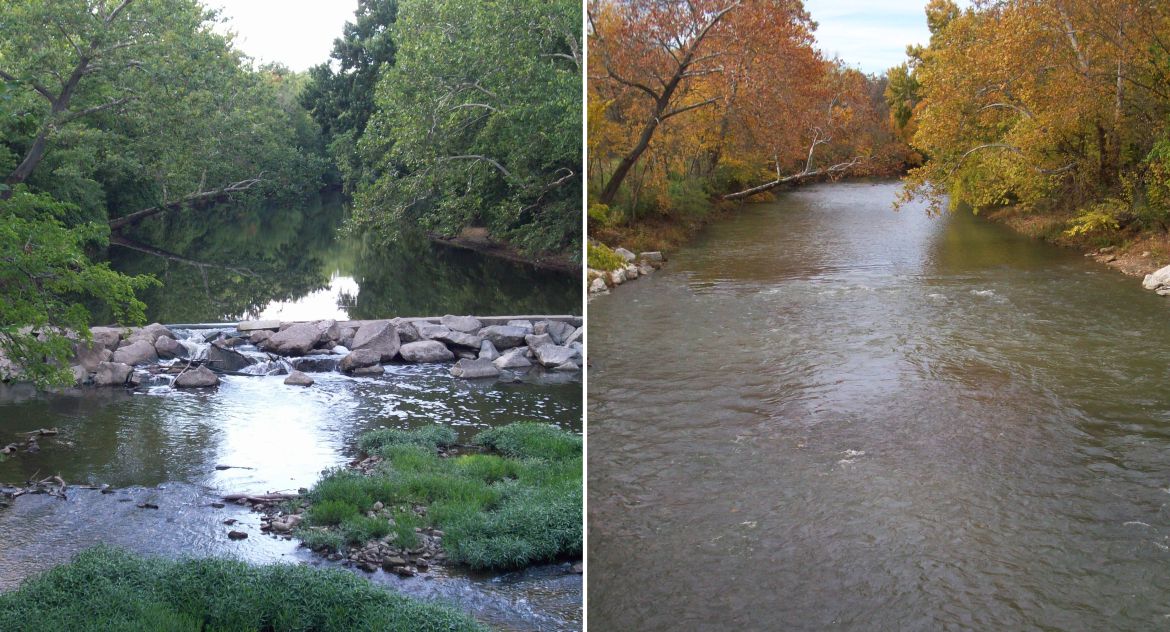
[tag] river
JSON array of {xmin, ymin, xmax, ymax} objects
[
  {"xmin": 0, "ymin": 195, "xmax": 582, "ymax": 631},
  {"xmin": 587, "ymin": 181, "xmax": 1170, "ymax": 630}
]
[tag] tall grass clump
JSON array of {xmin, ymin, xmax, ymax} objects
[
  {"xmin": 358, "ymin": 425, "xmax": 457, "ymax": 454},
  {"xmin": 0, "ymin": 546, "xmax": 486, "ymax": 632},
  {"xmin": 301, "ymin": 423, "xmax": 582, "ymax": 570}
]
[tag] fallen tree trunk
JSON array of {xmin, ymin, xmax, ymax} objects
[
  {"xmin": 108, "ymin": 176, "xmax": 263, "ymax": 231},
  {"xmin": 721, "ymin": 157, "xmax": 863, "ymax": 201}
]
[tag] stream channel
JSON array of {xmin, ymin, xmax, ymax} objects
[
  {"xmin": 588, "ymin": 180, "xmax": 1170, "ymax": 631},
  {"xmin": 0, "ymin": 195, "xmax": 583, "ymax": 631}
]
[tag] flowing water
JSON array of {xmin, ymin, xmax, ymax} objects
[
  {"xmin": 587, "ymin": 181, "xmax": 1170, "ymax": 631},
  {"xmin": 0, "ymin": 195, "xmax": 582, "ymax": 631}
]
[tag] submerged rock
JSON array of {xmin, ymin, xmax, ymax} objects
[
  {"xmin": 350, "ymin": 365, "xmax": 385, "ymax": 376},
  {"xmin": 174, "ymin": 366, "xmax": 219, "ymax": 388},
  {"xmin": 283, "ymin": 370, "xmax": 314, "ymax": 387},
  {"xmin": 450, "ymin": 358, "xmax": 500, "ymax": 379},
  {"xmin": 399, "ymin": 340, "xmax": 455, "ymax": 363}
]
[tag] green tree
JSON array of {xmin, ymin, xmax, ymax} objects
[{"xmin": 353, "ymin": 0, "xmax": 582, "ymax": 258}]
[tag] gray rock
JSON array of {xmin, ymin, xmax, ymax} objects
[
  {"xmin": 154, "ymin": 336, "xmax": 188, "ymax": 360},
  {"xmin": 73, "ymin": 342, "xmax": 112, "ymax": 371},
  {"xmin": 396, "ymin": 321, "xmax": 420, "ymax": 343},
  {"xmin": 111, "ymin": 339, "xmax": 158, "ymax": 366},
  {"xmin": 533, "ymin": 321, "xmax": 548, "ymax": 335},
  {"xmin": 454, "ymin": 348, "xmax": 477, "ymax": 360},
  {"xmin": 92, "ymin": 361, "xmax": 132, "ymax": 386},
  {"xmin": 88, "ymin": 327, "xmax": 124, "ymax": 352},
  {"xmin": 1143, "ymin": 265, "xmax": 1170, "ymax": 295},
  {"xmin": 450, "ymin": 358, "xmax": 500, "ymax": 379},
  {"xmin": 206, "ymin": 343, "xmax": 254, "ymax": 372},
  {"xmin": 493, "ymin": 348, "xmax": 532, "ymax": 369},
  {"xmin": 350, "ymin": 364, "xmax": 385, "ymax": 376},
  {"xmin": 291, "ymin": 357, "xmax": 339, "ymax": 373},
  {"xmin": 317, "ymin": 319, "xmax": 341, "ymax": 345},
  {"xmin": 589, "ymin": 277, "xmax": 608, "ymax": 293},
  {"xmin": 624, "ymin": 264, "xmax": 640, "ymax": 279},
  {"xmin": 478, "ymin": 340, "xmax": 500, "ymax": 361},
  {"xmin": 70, "ymin": 365, "xmax": 88, "ymax": 384},
  {"xmin": 545, "ymin": 321, "xmax": 574, "ymax": 345},
  {"xmin": 434, "ymin": 330, "xmax": 482, "ymax": 349},
  {"xmin": 351, "ymin": 320, "xmax": 401, "ymax": 362},
  {"xmin": 506, "ymin": 320, "xmax": 534, "ymax": 334},
  {"xmin": 340, "ymin": 349, "xmax": 381, "ymax": 373},
  {"xmin": 399, "ymin": 340, "xmax": 455, "ymax": 363},
  {"xmin": 525, "ymin": 333, "xmax": 554, "ymax": 349},
  {"xmin": 265, "ymin": 322, "xmax": 324, "ymax": 356},
  {"xmin": 614, "ymin": 247, "xmax": 636, "ymax": 262},
  {"xmin": 553, "ymin": 361, "xmax": 580, "ymax": 372},
  {"xmin": 415, "ymin": 323, "xmax": 450, "ymax": 340},
  {"xmin": 640, "ymin": 251, "xmax": 665, "ymax": 263},
  {"xmin": 533, "ymin": 344, "xmax": 577, "ymax": 368},
  {"xmin": 479, "ymin": 325, "xmax": 528, "ymax": 349},
  {"xmin": 284, "ymin": 370, "xmax": 314, "ymax": 386},
  {"xmin": 440, "ymin": 315, "xmax": 482, "ymax": 333},
  {"xmin": 126, "ymin": 323, "xmax": 174, "ymax": 345},
  {"xmin": 249, "ymin": 330, "xmax": 273, "ymax": 346},
  {"xmin": 174, "ymin": 366, "xmax": 219, "ymax": 388},
  {"xmin": 237, "ymin": 320, "xmax": 281, "ymax": 332},
  {"xmin": 564, "ymin": 327, "xmax": 583, "ymax": 346},
  {"xmin": 609, "ymin": 268, "xmax": 626, "ymax": 285},
  {"xmin": 338, "ymin": 327, "xmax": 357, "ymax": 349}
]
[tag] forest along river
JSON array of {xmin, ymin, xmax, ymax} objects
[
  {"xmin": 588, "ymin": 180, "xmax": 1170, "ymax": 631},
  {"xmin": 0, "ymin": 197, "xmax": 583, "ymax": 631}
]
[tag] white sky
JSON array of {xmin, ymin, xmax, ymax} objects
[
  {"xmin": 209, "ymin": 0, "xmax": 359, "ymax": 71},
  {"xmin": 803, "ymin": 0, "xmax": 939, "ymax": 74}
]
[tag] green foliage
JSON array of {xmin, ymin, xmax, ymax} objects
[
  {"xmin": 473, "ymin": 422, "xmax": 583, "ymax": 461},
  {"xmin": 358, "ymin": 425, "xmax": 458, "ymax": 453},
  {"xmin": 301, "ymin": 423, "xmax": 582, "ymax": 570},
  {"xmin": 1065, "ymin": 201, "xmax": 1124, "ymax": 237},
  {"xmin": 588, "ymin": 203, "xmax": 617, "ymax": 228},
  {"xmin": 341, "ymin": 514, "xmax": 392, "ymax": 545},
  {"xmin": 352, "ymin": 0, "xmax": 582, "ymax": 259},
  {"xmin": 295, "ymin": 528, "xmax": 345, "ymax": 553},
  {"xmin": 587, "ymin": 242, "xmax": 625, "ymax": 271},
  {"xmin": 0, "ymin": 188, "xmax": 156, "ymax": 386},
  {"xmin": 0, "ymin": 546, "xmax": 486, "ymax": 631}
]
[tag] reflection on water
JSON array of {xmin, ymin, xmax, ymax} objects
[
  {"xmin": 588, "ymin": 181, "xmax": 1170, "ymax": 631},
  {"xmin": 107, "ymin": 194, "xmax": 580, "ymax": 323},
  {"xmin": 0, "ymin": 364, "xmax": 582, "ymax": 631}
]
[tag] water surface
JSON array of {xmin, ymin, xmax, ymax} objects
[{"xmin": 588, "ymin": 181, "xmax": 1170, "ymax": 630}]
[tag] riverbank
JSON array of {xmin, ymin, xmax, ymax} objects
[{"xmin": 430, "ymin": 228, "xmax": 581, "ymax": 274}]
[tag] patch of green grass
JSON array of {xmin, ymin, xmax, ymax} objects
[
  {"xmin": 306, "ymin": 499, "xmax": 360, "ymax": 526},
  {"xmin": 0, "ymin": 546, "xmax": 486, "ymax": 632},
  {"xmin": 295, "ymin": 528, "xmax": 345, "ymax": 553},
  {"xmin": 341, "ymin": 514, "xmax": 392, "ymax": 545},
  {"xmin": 473, "ymin": 422, "xmax": 582, "ymax": 461},
  {"xmin": 301, "ymin": 423, "xmax": 582, "ymax": 571},
  {"xmin": 358, "ymin": 425, "xmax": 457, "ymax": 454},
  {"xmin": 587, "ymin": 242, "xmax": 625, "ymax": 271}
]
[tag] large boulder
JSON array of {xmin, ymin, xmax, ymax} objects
[
  {"xmin": 479, "ymin": 325, "xmax": 528, "ymax": 349},
  {"xmin": 73, "ymin": 342, "xmax": 113, "ymax": 372},
  {"xmin": 396, "ymin": 321, "xmax": 421, "ymax": 343},
  {"xmin": 440, "ymin": 315, "xmax": 482, "ymax": 333},
  {"xmin": 174, "ymin": 366, "xmax": 219, "ymax": 388},
  {"xmin": 154, "ymin": 336, "xmax": 188, "ymax": 360},
  {"xmin": 350, "ymin": 320, "xmax": 401, "ymax": 361},
  {"xmin": 433, "ymin": 330, "xmax": 482, "ymax": 349},
  {"xmin": 249, "ymin": 330, "xmax": 273, "ymax": 346},
  {"xmin": 450, "ymin": 358, "xmax": 500, "ymax": 379},
  {"xmin": 614, "ymin": 247, "xmax": 636, "ymax": 263},
  {"xmin": 339, "ymin": 349, "xmax": 382, "ymax": 373},
  {"xmin": 525, "ymin": 333, "xmax": 553, "ymax": 349},
  {"xmin": 284, "ymin": 370, "xmax": 314, "ymax": 386},
  {"xmin": 506, "ymin": 320, "xmax": 534, "ymax": 334},
  {"xmin": 1143, "ymin": 265, "xmax": 1170, "ymax": 295},
  {"xmin": 88, "ymin": 327, "xmax": 124, "ymax": 352},
  {"xmin": 111, "ymin": 340, "xmax": 158, "ymax": 366},
  {"xmin": 415, "ymin": 323, "xmax": 450, "ymax": 340},
  {"xmin": 126, "ymin": 323, "xmax": 174, "ymax": 345},
  {"xmin": 544, "ymin": 321, "xmax": 575, "ymax": 345},
  {"xmin": 399, "ymin": 341, "xmax": 455, "ymax": 363},
  {"xmin": 264, "ymin": 322, "xmax": 324, "ymax": 356},
  {"xmin": 533, "ymin": 344, "xmax": 578, "ymax": 368},
  {"xmin": 478, "ymin": 340, "xmax": 500, "ymax": 361},
  {"xmin": 564, "ymin": 327, "xmax": 584, "ymax": 346},
  {"xmin": 92, "ymin": 361, "xmax": 132, "ymax": 386},
  {"xmin": 493, "ymin": 347, "xmax": 531, "ymax": 369},
  {"xmin": 206, "ymin": 343, "xmax": 254, "ymax": 372}
]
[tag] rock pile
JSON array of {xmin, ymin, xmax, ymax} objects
[{"xmin": 588, "ymin": 247, "xmax": 665, "ymax": 293}]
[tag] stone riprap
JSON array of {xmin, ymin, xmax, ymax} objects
[
  {"xmin": 41, "ymin": 315, "xmax": 582, "ymax": 388},
  {"xmin": 588, "ymin": 247, "xmax": 665, "ymax": 294}
]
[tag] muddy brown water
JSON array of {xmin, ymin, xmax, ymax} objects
[
  {"xmin": 0, "ymin": 361, "xmax": 582, "ymax": 631},
  {"xmin": 588, "ymin": 181, "xmax": 1170, "ymax": 630}
]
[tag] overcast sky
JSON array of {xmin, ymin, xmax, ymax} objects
[
  {"xmin": 209, "ymin": 0, "xmax": 358, "ymax": 71},
  {"xmin": 210, "ymin": 1, "xmax": 959, "ymax": 77}
]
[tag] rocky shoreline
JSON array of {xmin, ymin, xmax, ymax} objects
[
  {"xmin": 587, "ymin": 247, "xmax": 665, "ymax": 294},
  {"xmin": 18, "ymin": 315, "xmax": 583, "ymax": 389}
]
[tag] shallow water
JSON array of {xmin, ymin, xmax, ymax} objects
[
  {"xmin": 587, "ymin": 181, "xmax": 1170, "ymax": 630},
  {"xmin": 0, "ymin": 360, "xmax": 582, "ymax": 630}
]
